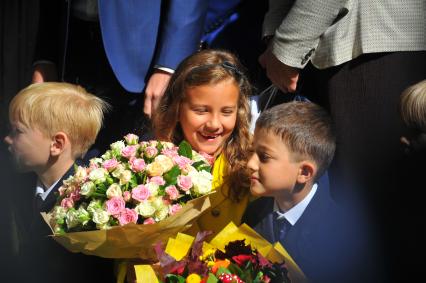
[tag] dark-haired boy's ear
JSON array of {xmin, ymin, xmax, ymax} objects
[
  {"xmin": 296, "ymin": 161, "xmax": 316, "ymax": 184},
  {"xmin": 50, "ymin": 132, "xmax": 68, "ymax": 156}
]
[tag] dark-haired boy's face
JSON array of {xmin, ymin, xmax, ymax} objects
[
  {"xmin": 248, "ymin": 129, "xmax": 302, "ymax": 197},
  {"xmin": 4, "ymin": 120, "xmax": 52, "ymax": 172}
]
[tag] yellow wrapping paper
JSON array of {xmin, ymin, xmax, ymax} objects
[
  {"xmin": 135, "ymin": 222, "xmax": 307, "ymax": 283},
  {"xmin": 41, "ymin": 194, "xmax": 211, "ymax": 259}
]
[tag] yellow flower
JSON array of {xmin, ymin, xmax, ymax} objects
[{"xmin": 186, "ymin": 273, "xmax": 201, "ymax": 283}]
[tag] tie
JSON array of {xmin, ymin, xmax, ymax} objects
[
  {"xmin": 35, "ymin": 193, "xmax": 44, "ymax": 212},
  {"xmin": 273, "ymin": 212, "xmax": 291, "ymax": 242}
]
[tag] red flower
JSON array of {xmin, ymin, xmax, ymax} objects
[
  {"xmin": 218, "ymin": 273, "xmax": 244, "ymax": 283},
  {"xmin": 232, "ymin": 254, "xmax": 257, "ymax": 266}
]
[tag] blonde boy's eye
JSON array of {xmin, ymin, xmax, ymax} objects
[{"xmin": 258, "ymin": 152, "xmax": 270, "ymax": 162}]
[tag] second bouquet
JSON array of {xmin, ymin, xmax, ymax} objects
[{"xmin": 41, "ymin": 134, "xmax": 214, "ymax": 259}]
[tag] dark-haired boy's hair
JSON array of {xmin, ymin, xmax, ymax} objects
[{"xmin": 256, "ymin": 101, "xmax": 336, "ymax": 179}]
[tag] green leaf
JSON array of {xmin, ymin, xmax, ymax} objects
[
  {"xmin": 163, "ymin": 165, "xmax": 181, "ymax": 185},
  {"xmin": 129, "ymin": 175, "xmax": 138, "ymax": 188},
  {"xmin": 178, "ymin": 140, "xmax": 193, "ymax": 159},
  {"xmin": 216, "ymin": 267, "xmax": 232, "ymax": 276},
  {"xmin": 164, "ymin": 274, "xmax": 185, "ymax": 283},
  {"xmin": 206, "ymin": 273, "xmax": 219, "ymax": 283}
]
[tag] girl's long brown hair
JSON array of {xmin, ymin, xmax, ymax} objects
[{"xmin": 153, "ymin": 49, "xmax": 252, "ymax": 202}]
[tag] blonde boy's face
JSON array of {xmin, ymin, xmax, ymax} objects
[
  {"xmin": 248, "ymin": 128, "xmax": 303, "ymax": 197},
  {"xmin": 4, "ymin": 120, "xmax": 52, "ymax": 172}
]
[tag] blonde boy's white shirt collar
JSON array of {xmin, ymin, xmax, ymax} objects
[
  {"xmin": 274, "ymin": 183, "xmax": 318, "ymax": 226},
  {"xmin": 35, "ymin": 178, "xmax": 60, "ymax": 201}
]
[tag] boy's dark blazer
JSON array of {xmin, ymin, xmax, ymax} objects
[
  {"xmin": 242, "ymin": 175, "xmax": 367, "ymax": 283},
  {"xmin": 14, "ymin": 157, "xmax": 114, "ymax": 283}
]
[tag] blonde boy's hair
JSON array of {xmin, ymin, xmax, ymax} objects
[
  {"xmin": 9, "ymin": 82, "xmax": 109, "ymax": 158},
  {"xmin": 400, "ymin": 80, "xmax": 426, "ymax": 133}
]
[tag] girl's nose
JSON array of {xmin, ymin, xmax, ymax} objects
[
  {"xmin": 206, "ymin": 115, "xmax": 221, "ymax": 131},
  {"xmin": 4, "ymin": 135, "xmax": 12, "ymax": 145}
]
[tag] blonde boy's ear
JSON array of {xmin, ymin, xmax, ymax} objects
[
  {"xmin": 296, "ymin": 161, "xmax": 316, "ymax": 184},
  {"xmin": 50, "ymin": 132, "xmax": 69, "ymax": 156}
]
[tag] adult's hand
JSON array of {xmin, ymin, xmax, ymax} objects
[
  {"xmin": 32, "ymin": 63, "xmax": 58, "ymax": 83},
  {"xmin": 259, "ymin": 48, "xmax": 300, "ymax": 93},
  {"xmin": 143, "ymin": 70, "xmax": 172, "ymax": 118}
]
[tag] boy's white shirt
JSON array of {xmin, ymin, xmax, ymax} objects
[
  {"xmin": 274, "ymin": 183, "xmax": 318, "ymax": 226},
  {"xmin": 35, "ymin": 178, "xmax": 61, "ymax": 201}
]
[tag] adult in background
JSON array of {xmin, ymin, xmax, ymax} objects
[
  {"xmin": 32, "ymin": 0, "xmax": 208, "ymax": 150},
  {"xmin": 258, "ymin": 1, "xmax": 426, "ymax": 282}
]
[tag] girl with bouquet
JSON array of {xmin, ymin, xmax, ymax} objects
[{"xmin": 153, "ymin": 49, "xmax": 253, "ymax": 236}]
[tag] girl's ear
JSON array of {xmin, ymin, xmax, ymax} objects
[
  {"xmin": 50, "ymin": 132, "xmax": 68, "ymax": 156},
  {"xmin": 296, "ymin": 161, "xmax": 316, "ymax": 184}
]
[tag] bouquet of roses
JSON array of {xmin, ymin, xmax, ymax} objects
[
  {"xmin": 42, "ymin": 134, "xmax": 213, "ymax": 259},
  {"xmin": 133, "ymin": 223, "xmax": 307, "ymax": 283}
]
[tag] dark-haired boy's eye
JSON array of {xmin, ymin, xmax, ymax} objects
[{"xmin": 258, "ymin": 152, "xmax": 270, "ymax": 162}]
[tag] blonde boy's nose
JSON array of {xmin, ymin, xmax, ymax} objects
[
  {"xmin": 247, "ymin": 154, "xmax": 259, "ymax": 171},
  {"xmin": 4, "ymin": 135, "xmax": 12, "ymax": 145}
]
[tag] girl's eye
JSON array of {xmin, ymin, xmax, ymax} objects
[
  {"xmin": 222, "ymin": 108, "xmax": 236, "ymax": 116},
  {"xmin": 192, "ymin": 108, "xmax": 208, "ymax": 114}
]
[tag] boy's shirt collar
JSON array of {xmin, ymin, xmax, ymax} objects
[
  {"xmin": 274, "ymin": 183, "xmax": 318, "ymax": 226},
  {"xmin": 35, "ymin": 178, "xmax": 60, "ymax": 201}
]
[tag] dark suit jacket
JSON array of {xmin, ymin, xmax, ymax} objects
[
  {"xmin": 13, "ymin": 161, "xmax": 114, "ymax": 283},
  {"xmin": 242, "ymin": 176, "xmax": 369, "ymax": 283}
]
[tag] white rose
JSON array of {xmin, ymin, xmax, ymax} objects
[
  {"xmin": 189, "ymin": 170, "xmax": 213, "ymax": 195},
  {"xmin": 154, "ymin": 205, "xmax": 169, "ymax": 221},
  {"xmin": 92, "ymin": 208, "xmax": 110, "ymax": 225},
  {"xmin": 135, "ymin": 201, "xmax": 156, "ymax": 217},
  {"xmin": 87, "ymin": 200, "xmax": 102, "ymax": 214},
  {"xmin": 88, "ymin": 168, "xmax": 108, "ymax": 183},
  {"xmin": 146, "ymin": 162, "xmax": 164, "ymax": 177},
  {"xmin": 74, "ymin": 166, "xmax": 87, "ymax": 183},
  {"xmin": 110, "ymin": 140, "xmax": 125, "ymax": 152},
  {"xmin": 151, "ymin": 197, "xmax": 166, "ymax": 210},
  {"xmin": 80, "ymin": 181, "xmax": 96, "ymax": 197},
  {"xmin": 119, "ymin": 170, "xmax": 132, "ymax": 185},
  {"xmin": 101, "ymin": 151, "xmax": 112, "ymax": 160},
  {"xmin": 53, "ymin": 206, "xmax": 67, "ymax": 223},
  {"xmin": 76, "ymin": 206, "xmax": 91, "ymax": 225},
  {"xmin": 106, "ymin": 183, "xmax": 122, "ymax": 199},
  {"xmin": 111, "ymin": 164, "xmax": 125, "ymax": 178},
  {"xmin": 146, "ymin": 182, "xmax": 159, "ymax": 197},
  {"xmin": 65, "ymin": 209, "xmax": 80, "ymax": 229},
  {"xmin": 90, "ymin": 157, "xmax": 103, "ymax": 167},
  {"xmin": 154, "ymin": 155, "xmax": 174, "ymax": 172}
]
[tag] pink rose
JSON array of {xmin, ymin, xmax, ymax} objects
[
  {"xmin": 143, "ymin": 217, "xmax": 156, "ymax": 225},
  {"xmin": 123, "ymin": 191, "xmax": 131, "ymax": 202},
  {"xmin": 105, "ymin": 197, "xmax": 125, "ymax": 216},
  {"xmin": 173, "ymin": 156, "xmax": 193, "ymax": 169},
  {"xmin": 149, "ymin": 176, "xmax": 166, "ymax": 186},
  {"xmin": 144, "ymin": 146, "xmax": 158, "ymax": 158},
  {"xmin": 177, "ymin": 175, "xmax": 192, "ymax": 192},
  {"xmin": 199, "ymin": 151, "xmax": 215, "ymax": 166},
  {"xmin": 118, "ymin": 208, "xmax": 138, "ymax": 225},
  {"xmin": 169, "ymin": 204, "xmax": 182, "ymax": 215},
  {"xmin": 60, "ymin": 197, "xmax": 74, "ymax": 209},
  {"xmin": 70, "ymin": 190, "xmax": 81, "ymax": 201},
  {"xmin": 102, "ymin": 158, "xmax": 119, "ymax": 172},
  {"xmin": 131, "ymin": 185, "xmax": 151, "ymax": 202},
  {"xmin": 165, "ymin": 185, "xmax": 180, "ymax": 200},
  {"xmin": 124, "ymin": 133, "xmax": 139, "ymax": 145},
  {"xmin": 121, "ymin": 145, "xmax": 138, "ymax": 159},
  {"xmin": 130, "ymin": 158, "xmax": 146, "ymax": 172},
  {"xmin": 161, "ymin": 148, "xmax": 179, "ymax": 158}
]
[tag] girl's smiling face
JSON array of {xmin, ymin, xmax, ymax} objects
[{"xmin": 179, "ymin": 79, "xmax": 239, "ymax": 157}]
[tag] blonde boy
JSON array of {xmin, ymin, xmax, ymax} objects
[
  {"xmin": 5, "ymin": 82, "xmax": 108, "ymax": 190},
  {"xmin": 400, "ymin": 79, "xmax": 426, "ymax": 151},
  {"xmin": 3, "ymin": 82, "xmax": 112, "ymax": 283}
]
